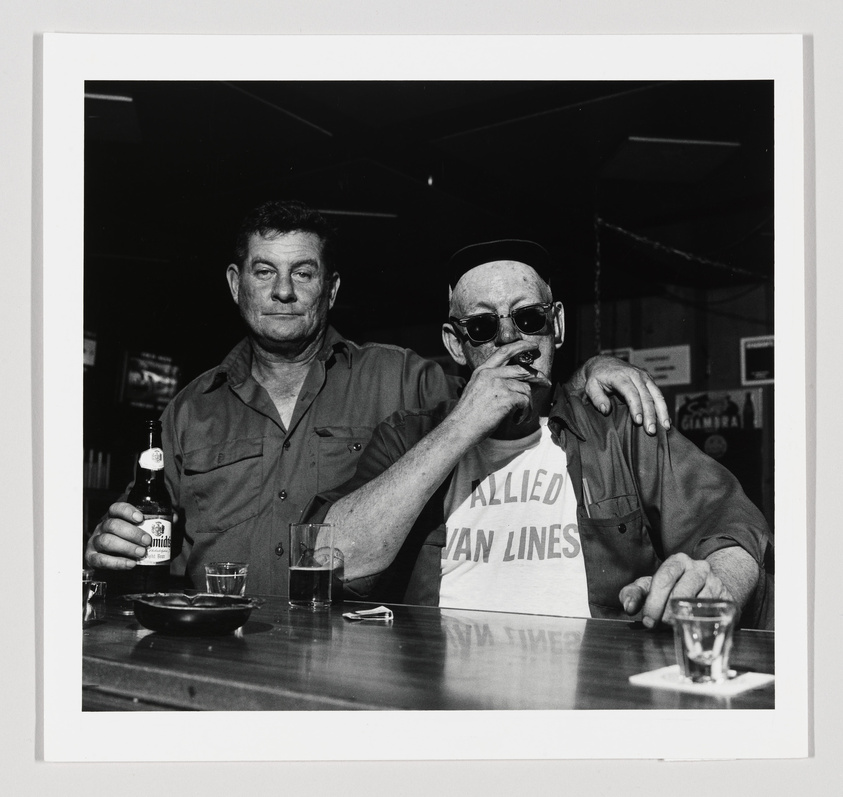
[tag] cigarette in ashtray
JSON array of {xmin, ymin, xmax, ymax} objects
[
  {"xmin": 342, "ymin": 606, "xmax": 394, "ymax": 622},
  {"xmin": 511, "ymin": 349, "xmax": 540, "ymax": 366}
]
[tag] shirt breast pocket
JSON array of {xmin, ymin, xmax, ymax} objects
[
  {"xmin": 577, "ymin": 503, "xmax": 659, "ymax": 608},
  {"xmin": 314, "ymin": 426, "xmax": 374, "ymax": 492},
  {"xmin": 182, "ymin": 438, "xmax": 263, "ymax": 533}
]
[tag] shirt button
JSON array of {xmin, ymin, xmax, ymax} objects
[
  {"xmin": 618, "ymin": 523, "xmax": 627, "ymax": 534},
  {"xmin": 278, "ymin": 490, "xmax": 288, "ymax": 500},
  {"xmin": 275, "ymin": 543, "xmax": 284, "ymax": 557}
]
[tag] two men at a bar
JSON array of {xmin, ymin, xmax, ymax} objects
[{"xmin": 86, "ymin": 200, "xmax": 771, "ymax": 627}]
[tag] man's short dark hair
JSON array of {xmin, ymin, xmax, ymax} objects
[{"xmin": 234, "ymin": 199, "xmax": 337, "ymax": 273}]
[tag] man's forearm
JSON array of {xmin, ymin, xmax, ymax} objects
[
  {"xmin": 706, "ymin": 546, "xmax": 760, "ymax": 613},
  {"xmin": 324, "ymin": 414, "xmax": 478, "ymax": 581}
]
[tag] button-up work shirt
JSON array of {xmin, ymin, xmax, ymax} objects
[
  {"xmin": 162, "ymin": 327, "xmax": 459, "ymax": 596},
  {"xmin": 311, "ymin": 385, "xmax": 773, "ymax": 627}
]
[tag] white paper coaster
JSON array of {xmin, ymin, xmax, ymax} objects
[{"xmin": 629, "ymin": 665, "xmax": 775, "ymax": 696}]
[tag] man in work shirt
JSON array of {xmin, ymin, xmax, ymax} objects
[{"xmin": 316, "ymin": 239, "xmax": 772, "ymax": 627}]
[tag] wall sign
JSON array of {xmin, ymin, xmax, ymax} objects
[
  {"xmin": 630, "ymin": 344, "xmax": 691, "ymax": 386},
  {"xmin": 600, "ymin": 347, "xmax": 633, "ymax": 363},
  {"xmin": 675, "ymin": 387, "xmax": 764, "ymax": 510},
  {"xmin": 83, "ymin": 332, "xmax": 97, "ymax": 369},
  {"xmin": 741, "ymin": 335, "xmax": 774, "ymax": 385},
  {"xmin": 120, "ymin": 350, "xmax": 181, "ymax": 411}
]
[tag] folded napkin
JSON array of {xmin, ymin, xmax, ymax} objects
[{"xmin": 342, "ymin": 605, "xmax": 394, "ymax": 622}]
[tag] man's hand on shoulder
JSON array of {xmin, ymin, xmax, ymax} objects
[{"xmin": 572, "ymin": 354, "xmax": 670, "ymax": 436}]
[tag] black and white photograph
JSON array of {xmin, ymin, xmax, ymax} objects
[{"xmin": 40, "ymin": 33, "xmax": 807, "ymax": 765}]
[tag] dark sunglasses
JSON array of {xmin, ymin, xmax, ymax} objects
[{"xmin": 449, "ymin": 302, "xmax": 553, "ymax": 344}]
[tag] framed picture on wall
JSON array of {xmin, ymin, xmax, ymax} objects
[
  {"xmin": 119, "ymin": 350, "xmax": 181, "ymax": 411},
  {"xmin": 741, "ymin": 335, "xmax": 774, "ymax": 385}
]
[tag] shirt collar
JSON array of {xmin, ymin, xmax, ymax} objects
[
  {"xmin": 320, "ymin": 326, "xmax": 353, "ymax": 368},
  {"xmin": 206, "ymin": 326, "xmax": 352, "ymax": 392}
]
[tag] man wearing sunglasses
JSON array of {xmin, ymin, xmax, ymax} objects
[{"xmin": 316, "ymin": 240, "xmax": 772, "ymax": 628}]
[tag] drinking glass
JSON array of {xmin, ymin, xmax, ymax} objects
[
  {"xmin": 669, "ymin": 597, "xmax": 737, "ymax": 683},
  {"xmin": 204, "ymin": 562, "xmax": 249, "ymax": 596},
  {"xmin": 83, "ymin": 569, "xmax": 107, "ymax": 621},
  {"xmin": 289, "ymin": 523, "xmax": 334, "ymax": 609}
]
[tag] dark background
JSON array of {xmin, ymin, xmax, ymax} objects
[{"xmin": 83, "ymin": 80, "xmax": 774, "ymax": 519}]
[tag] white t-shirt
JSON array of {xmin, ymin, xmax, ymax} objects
[{"xmin": 439, "ymin": 419, "xmax": 590, "ymax": 617}]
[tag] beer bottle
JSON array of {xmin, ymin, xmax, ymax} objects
[
  {"xmin": 743, "ymin": 392, "xmax": 756, "ymax": 430},
  {"xmin": 121, "ymin": 419, "xmax": 173, "ymax": 594}
]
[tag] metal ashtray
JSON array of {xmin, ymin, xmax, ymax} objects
[{"xmin": 125, "ymin": 592, "xmax": 262, "ymax": 636}]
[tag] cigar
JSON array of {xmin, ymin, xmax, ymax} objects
[{"xmin": 511, "ymin": 349, "xmax": 540, "ymax": 366}]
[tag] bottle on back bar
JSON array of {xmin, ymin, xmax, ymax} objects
[{"xmin": 117, "ymin": 419, "xmax": 173, "ymax": 594}]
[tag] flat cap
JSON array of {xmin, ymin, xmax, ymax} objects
[{"xmin": 448, "ymin": 239, "xmax": 554, "ymax": 286}]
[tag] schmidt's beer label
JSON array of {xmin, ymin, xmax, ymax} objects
[
  {"xmin": 137, "ymin": 514, "xmax": 172, "ymax": 565},
  {"xmin": 138, "ymin": 447, "xmax": 165, "ymax": 471}
]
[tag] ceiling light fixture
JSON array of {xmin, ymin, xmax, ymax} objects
[
  {"xmin": 84, "ymin": 92, "xmax": 133, "ymax": 103},
  {"xmin": 221, "ymin": 82, "xmax": 333, "ymax": 138},
  {"xmin": 628, "ymin": 136, "xmax": 740, "ymax": 148}
]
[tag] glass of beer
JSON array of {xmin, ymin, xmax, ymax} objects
[
  {"xmin": 668, "ymin": 597, "xmax": 738, "ymax": 683},
  {"xmin": 289, "ymin": 523, "xmax": 334, "ymax": 609}
]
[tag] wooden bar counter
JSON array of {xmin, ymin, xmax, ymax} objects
[{"xmin": 82, "ymin": 595, "xmax": 774, "ymax": 711}]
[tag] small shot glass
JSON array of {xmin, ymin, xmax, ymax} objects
[
  {"xmin": 669, "ymin": 597, "xmax": 737, "ymax": 684},
  {"xmin": 204, "ymin": 562, "xmax": 248, "ymax": 596}
]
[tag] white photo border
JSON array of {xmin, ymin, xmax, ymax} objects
[{"xmin": 42, "ymin": 33, "xmax": 808, "ymax": 762}]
